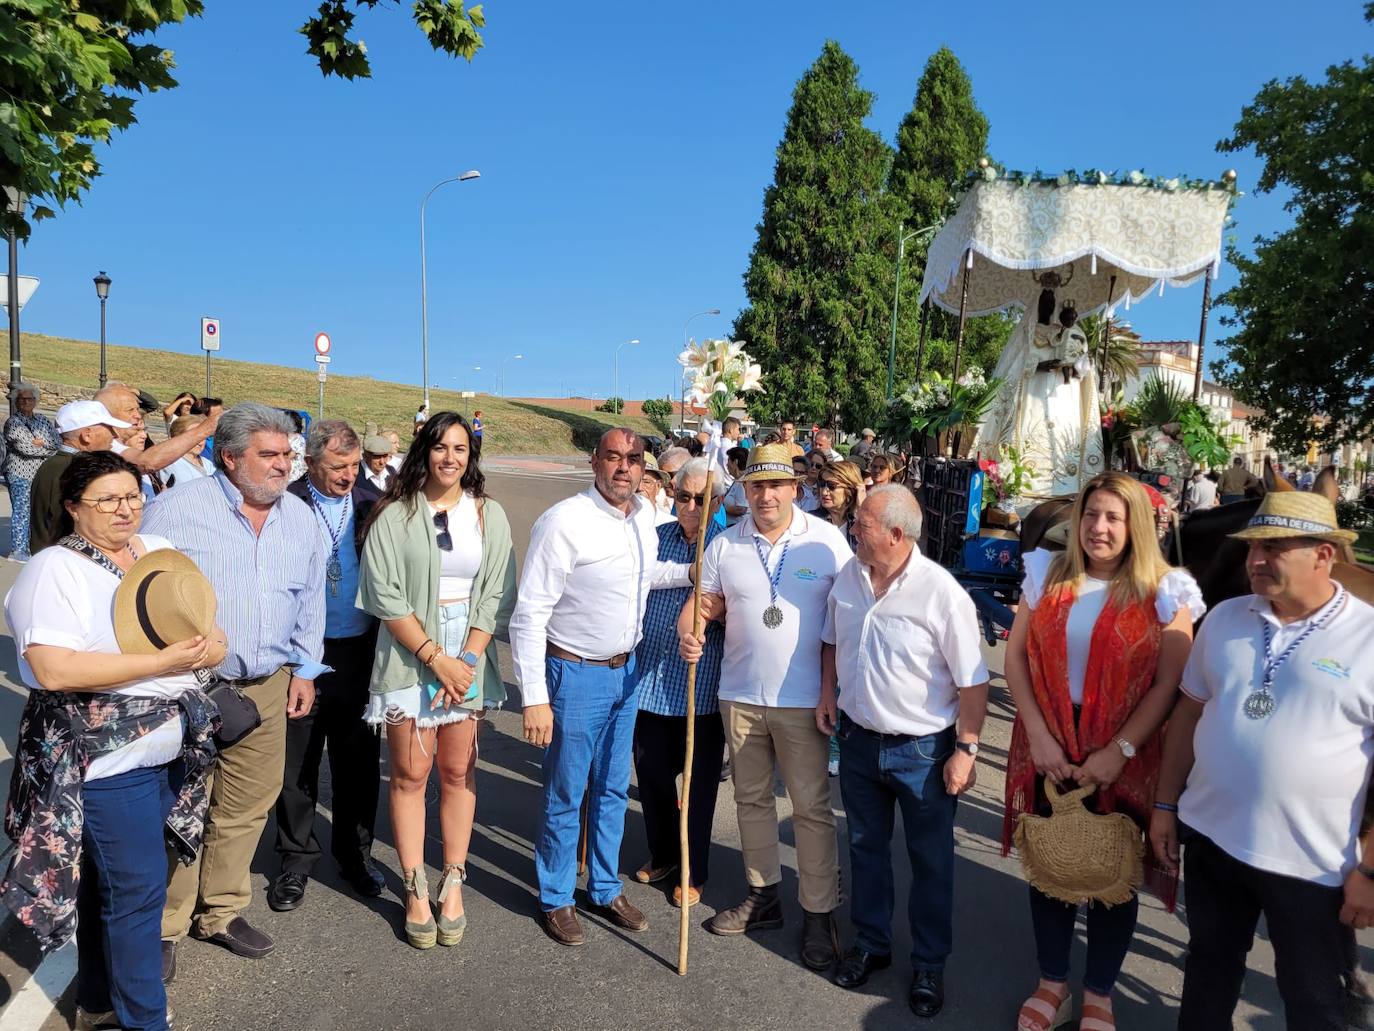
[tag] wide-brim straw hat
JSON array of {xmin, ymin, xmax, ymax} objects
[
  {"xmin": 737, "ymin": 443, "xmax": 801, "ymax": 482},
  {"xmin": 114, "ymin": 549, "xmax": 218, "ymax": 655},
  {"xmin": 1229, "ymin": 491, "xmax": 1358, "ymax": 545}
]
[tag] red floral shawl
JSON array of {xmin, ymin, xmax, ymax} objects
[{"xmin": 1001, "ymin": 579, "xmax": 1177, "ymax": 908}]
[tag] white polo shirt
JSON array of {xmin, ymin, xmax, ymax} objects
[
  {"xmin": 823, "ymin": 550, "xmax": 989, "ymax": 737},
  {"xmin": 700, "ymin": 506, "xmax": 852, "ymax": 709},
  {"xmin": 1179, "ymin": 587, "xmax": 1374, "ymax": 885}
]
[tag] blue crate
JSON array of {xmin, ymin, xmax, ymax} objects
[{"xmin": 962, "ymin": 533, "xmax": 1021, "ymax": 575}]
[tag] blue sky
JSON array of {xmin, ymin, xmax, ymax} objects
[{"xmin": 7, "ymin": 0, "xmax": 1366, "ymax": 404}]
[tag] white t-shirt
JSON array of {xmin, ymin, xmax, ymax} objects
[
  {"xmin": 431, "ymin": 492, "xmax": 483, "ymax": 601},
  {"xmin": 1180, "ymin": 588, "xmax": 1374, "ymax": 885},
  {"xmin": 723, "ymin": 480, "xmax": 749, "ymax": 526},
  {"xmin": 1021, "ymin": 549, "xmax": 1205, "ymax": 705},
  {"xmin": 823, "ymin": 550, "xmax": 989, "ymax": 736},
  {"xmin": 4, "ymin": 536, "xmax": 197, "ymax": 781},
  {"xmin": 700, "ymin": 507, "xmax": 853, "ymax": 708}
]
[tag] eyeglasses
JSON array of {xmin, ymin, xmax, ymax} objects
[
  {"xmin": 674, "ymin": 491, "xmax": 708, "ymax": 507},
  {"xmin": 80, "ymin": 493, "xmax": 145, "ymax": 513},
  {"xmin": 432, "ymin": 509, "xmax": 453, "ymax": 552}
]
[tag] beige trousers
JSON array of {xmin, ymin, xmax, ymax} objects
[
  {"xmin": 721, "ymin": 700, "xmax": 839, "ymax": 913},
  {"xmin": 163, "ymin": 669, "xmax": 289, "ymax": 940}
]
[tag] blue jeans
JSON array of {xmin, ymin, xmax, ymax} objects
[
  {"xmin": 75, "ymin": 763, "xmax": 175, "ymax": 1031},
  {"xmin": 535, "ymin": 654, "xmax": 639, "ymax": 910},
  {"xmin": 837, "ymin": 715, "xmax": 957, "ymax": 970}
]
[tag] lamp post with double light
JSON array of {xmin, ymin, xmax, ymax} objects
[
  {"xmin": 93, "ymin": 271, "xmax": 111, "ymax": 388},
  {"xmin": 613, "ymin": 338, "xmax": 639, "ymax": 412},
  {"xmin": 501, "ymin": 354, "xmax": 523, "ymax": 398},
  {"xmin": 420, "ymin": 170, "xmax": 481, "ymax": 412}
]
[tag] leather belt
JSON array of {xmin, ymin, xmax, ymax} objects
[{"xmin": 547, "ymin": 642, "xmax": 630, "ymax": 669}]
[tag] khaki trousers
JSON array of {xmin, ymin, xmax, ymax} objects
[
  {"xmin": 163, "ymin": 669, "xmax": 289, "ymax": 940},
  {"xmin": 721, "ymin": 700, "xmax": 839, "ymax": 913}
]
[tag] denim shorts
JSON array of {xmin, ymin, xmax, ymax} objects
[{"xmin": 364, "ymin": 601, "xmax": 491, "ymax": 729}]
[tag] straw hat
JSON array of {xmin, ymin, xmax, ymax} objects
[
  {"xmin": 737, "ymin": 443, "xmax": 801, "ymax": 482},
  {"xmin": 1014, "ymin": 781, "xmax": 1144, "ymax": 907},
  {"xmin": 114, "ymin": 550, "xmax": 218, "ymax": 655},
  {"xmin": 1229, "ymin": 491, "xmax": 1357, "ymax": 545}
]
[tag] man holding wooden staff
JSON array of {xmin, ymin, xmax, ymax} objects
[
  {"xmin": 510, "ymin": 428, "xmax": 692, "ymax": 947},
  {"xmin": 679, "ymin": 443, "xmax": 853, "ymax": 971}
]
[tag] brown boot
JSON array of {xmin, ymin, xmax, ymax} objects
[{"xmin": 706, "ymin": 884, "xmax": 783, "ymax": 936}]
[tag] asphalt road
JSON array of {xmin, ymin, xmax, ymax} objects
[{"xmin": 0, "ymin": 465, "xmax": 1365, "ymax": 1030}]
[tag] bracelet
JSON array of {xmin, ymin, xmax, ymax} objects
[
  {"xmin": 1153, "ymin": 802, "xmax": 1179, "ymax": 813},
  {"xmin": 426, "ymin": 648, "xmax": 445, "ymax": 669},
  {"xmin": 413, "ymin": 638, "xmax": 435, "ymax": 660}
]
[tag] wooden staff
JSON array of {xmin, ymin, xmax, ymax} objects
[{"xmin": 678, "ymin": 469, "xmax": 714, "ymax": 975}]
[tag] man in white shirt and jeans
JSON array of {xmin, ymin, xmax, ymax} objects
[
  {"xmin": 1150, "ymin": 492, "xmax": 1374, "ymax": 1029},
  {"xmin": 679, "ymin": 443, "xmax": 852, "ymax": 971},
  {"xmin": 818, "ymin": 485, "xmax": 988, "ymax": 1017},
  {"xmin": 510, "ymin": 428, "xmax": 689, "ymax": 947}
]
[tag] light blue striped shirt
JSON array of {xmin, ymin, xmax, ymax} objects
[{"xmin": 141, "ymin": 471, "xmax": 329, "ymax": 680}]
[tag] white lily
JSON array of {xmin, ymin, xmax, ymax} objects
[
  {"xmin": 737, "ymin": 363, "xmax": 763, "ymax": 392},
  {"xmin": 678, "ymin": 338, "xmax": 713, "ymax": 370}
]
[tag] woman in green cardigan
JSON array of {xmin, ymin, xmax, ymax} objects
[{"xmin": 358, "ymin": 412, "xmax": 516, "ymax": 950}]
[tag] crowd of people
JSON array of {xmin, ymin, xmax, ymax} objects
[{"xmin": 1, "ymin": 385, "xmax": 1372, "ymax": 1031}]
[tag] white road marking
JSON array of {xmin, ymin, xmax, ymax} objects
[{"xmin": 3, "ymin": 940, "xmax": 75, "ymax": 1030}]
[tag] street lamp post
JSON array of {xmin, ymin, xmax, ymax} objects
[
  {"xmin": 613, "ymin": 338, "xmax": 639, "ymax": 411},
  {"xmin": 93, "ymin": 271, "xmax": 111, "ymax": 388},
  {"xmin": 887, "ymin": 223, "xmax": 940, "ymax": 400},
  {"xmin": 6, "ymin": 188, "xmax": 27, "ymax": 387},
  {"xmin": 680, "ymin": 308, "xmax": 720, "ymax": 430},
  {"xmin": 500, "ymin": 354, "xmax": 524, "ymax": 398},
  {"xmin": 420, "ymin": 170, "xmax": 481, "ymax": 412}
]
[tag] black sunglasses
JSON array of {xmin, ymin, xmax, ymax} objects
[
  {"xmin": 432, "ymin": 510, "xmax": 453, "ymax": 552},
  {"xmin": 674, "ymin": 491, "xmax": 708, "ymax": 507}
]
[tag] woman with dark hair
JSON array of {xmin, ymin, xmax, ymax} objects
[
  {"xmin": 2, "ymin": 450, "xmax": 224, "ymax": 1031},
  {"xmin": 358, "ymin": 411, "xmax": 517, "ymax": 949}
]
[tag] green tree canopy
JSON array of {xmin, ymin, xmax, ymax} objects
[
  {"xmin": 734, "ymin": 41, "xmax": 895, "ymax": 432},
  {"xmin": 1211, "ymin": 4, "xmax": 1374, "ymax": 451},
  {"xmin": 886, "ymin": 47, "xmax": 1009, "ymax": 392},
  {"xmin": 0, "ymin": 1, "xmax": 486, "ymax": 237}
]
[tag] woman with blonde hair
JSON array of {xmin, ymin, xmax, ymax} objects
[{"xmin": 1003, "ymin": 472, "xmax": 1204, "ymax": 1031}]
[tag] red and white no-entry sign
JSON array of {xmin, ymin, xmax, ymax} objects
[{"xmin": 314, "ymin": 332, "xmax": 331, "ymax": 356}]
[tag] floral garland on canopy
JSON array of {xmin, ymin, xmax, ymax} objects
[{"xmin": 678, "ymin": 338, "xmax": 763, "ymax": 423}]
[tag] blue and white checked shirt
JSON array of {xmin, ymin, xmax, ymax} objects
[
  {"xmin": 635, "ymin": 520, "xmax": 725, "ymax": 716},
  {"xmin": 141, "ymin": 471, "xmax": 329, "ymax": 680}
]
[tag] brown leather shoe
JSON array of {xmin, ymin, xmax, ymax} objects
[
  {"xmin": 634, "ymin": 860, "xmax": 677, "ymax": 884},
  {"xmin": 542, "ymin": 905, "xmax": 585, "ymax": 946},
  {"xmin": 672, "ymin": 884, "xmax": 701, "ymax": 908},
  {"xmin": 591, "ymin": 894, "xmax": 649, "ymax": 932}
]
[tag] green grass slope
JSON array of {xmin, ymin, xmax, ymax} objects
[{"xmin": 15, "ymin": 332, "xmax": 655, "ymax": 455}]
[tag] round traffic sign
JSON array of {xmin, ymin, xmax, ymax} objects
[
  {"xmin": 314, "ymin": 332, "xmax": 331, "ymax": 355},
  {"xmin": 206, "ymin": 322, "xmax": 218, "ymax": 336}
]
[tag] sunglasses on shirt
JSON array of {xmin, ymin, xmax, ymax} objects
[{"xmin": 432, "ymin": 510, "xmax": 453, "ymax": 552}]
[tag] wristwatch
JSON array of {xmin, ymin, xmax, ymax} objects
[
  {"xmin": 954, "ymin": 740, "xmax": 979, "ymax": 757},
  {"xmin": 459, "ymin": 650, "xmax": 480, "ymax": 668},
  {"xmin": 1115, "ymin": 736, "xmax": 1137, "ymax": 759}
]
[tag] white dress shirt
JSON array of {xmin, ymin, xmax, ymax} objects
[
  {"xmin": 700, "ymin": 506, "xmax": 852, "ymax": 708},
  {"xmin": 362, "ymin": 466, "xmax": 392, "ymax": 494},
  {"xmin": 510, "ymin": 486, "xmax": 690, "ymax": 706},
  {"xmin": 824, "ymin": 550, "xmax": 988, "ymax": 737}
]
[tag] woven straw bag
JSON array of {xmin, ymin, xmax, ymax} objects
[{"xmin": 1013, "ymin": 781, "xmax": 1144, "ymax": 907}]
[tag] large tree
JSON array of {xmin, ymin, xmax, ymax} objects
[
  {"xmin": 0, "ymin": 1, "xmax": 485, "ymax": 237},
  {"xmin": 1211, "ymin": 4, "xmax": 1374, "ymax": 451},
  {"xmin": 885, "ymin": 47, "xmax": 1009, "ymax": 393},
  {"xmin": 734, "ymin": 41, "xmax": 895, "ymax": 432}
]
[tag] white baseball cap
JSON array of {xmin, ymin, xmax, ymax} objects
[{"xmin": 55, "ymin": 399, "xmax": 132, "ymax": 435}]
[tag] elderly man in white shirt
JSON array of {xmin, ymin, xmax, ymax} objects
[
  {"xmin": 1150, "ymin": 491, "xmax": 1374, "ymax": 1030},
  {"xmin": 510, "ymin": 428, "xmax": 689, "ymax": 948},
  {"xmin": 818, "ymin": 485, "xmax": 988, "ymax": 1017},
  {"xmin": 679, "ymin": 443, "xmax": 852, "ymax": 971}
]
